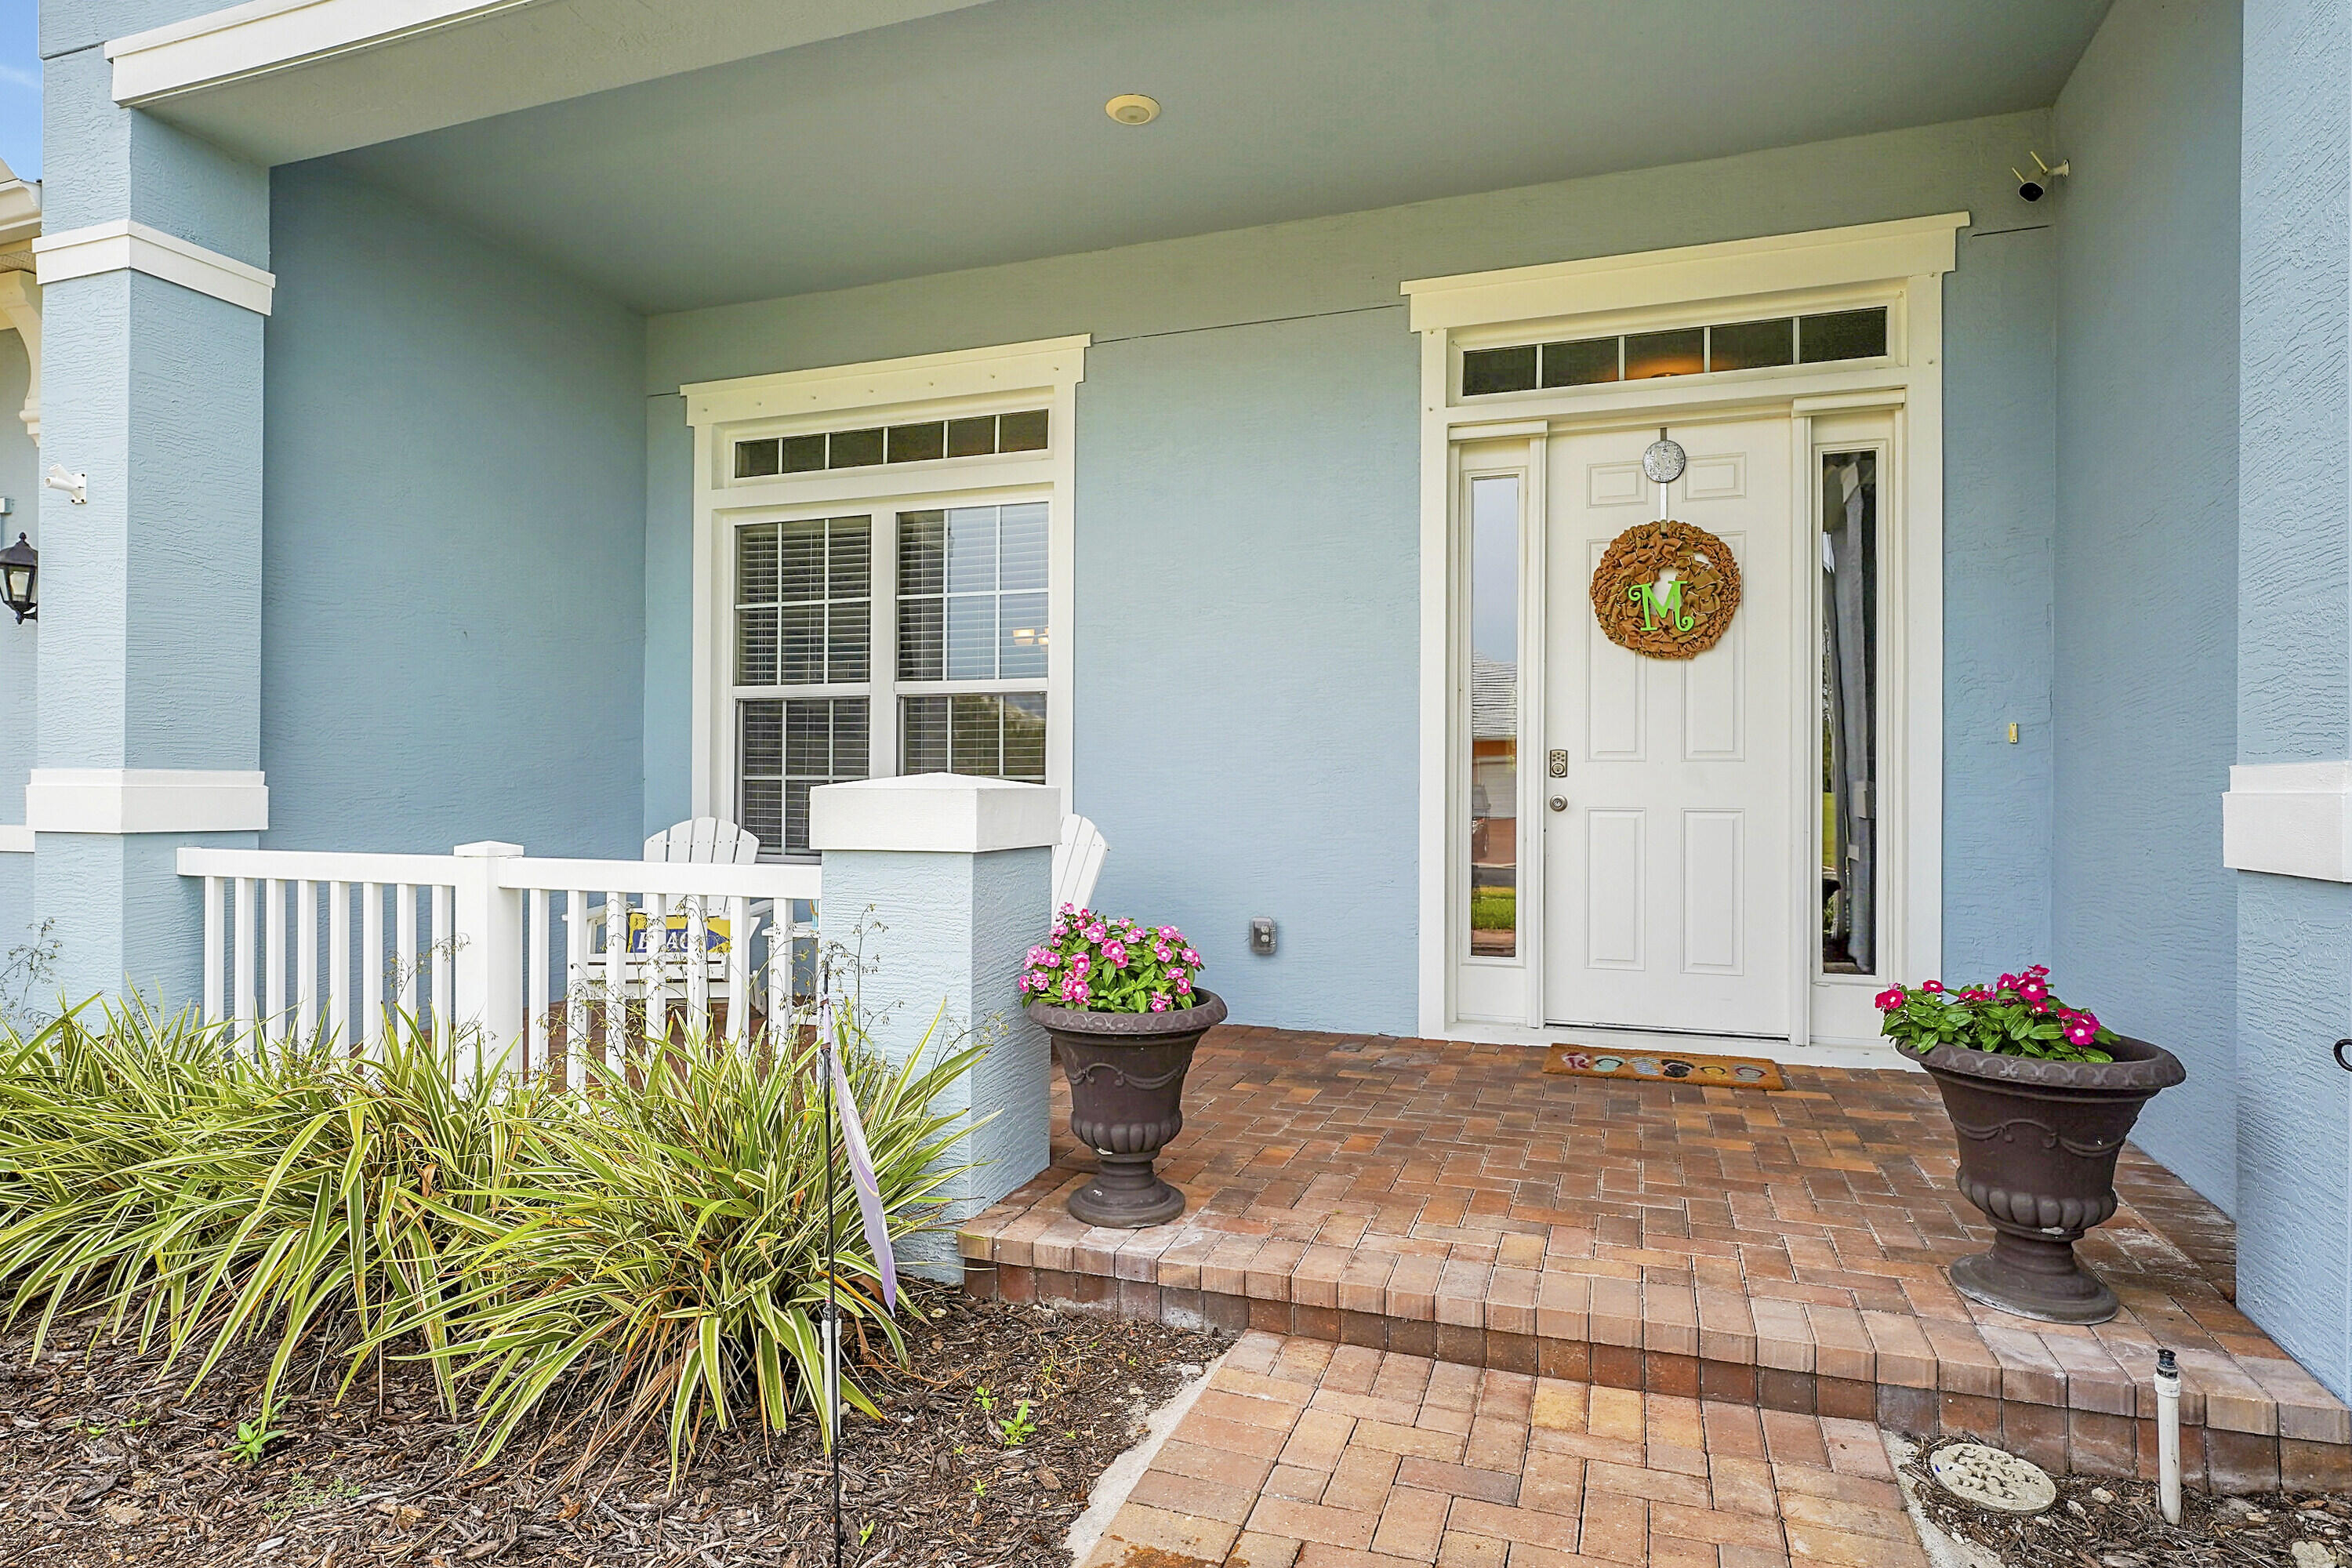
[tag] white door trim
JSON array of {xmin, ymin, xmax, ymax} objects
[{"xmin": 1408, "ymin": 216, "xmax": 1960, "ymax": 1044}]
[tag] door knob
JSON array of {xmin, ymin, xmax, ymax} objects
[{"xmin": 1548, "ymin": 796, "xmax": 1568, "ymax": 812}]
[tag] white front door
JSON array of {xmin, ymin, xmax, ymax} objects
[{"xmin": 1541, "ymin": 416, "xmax": 1794, "ymax": 1036}]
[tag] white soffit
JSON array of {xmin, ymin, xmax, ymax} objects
[
  {"xmin": 2223, "ymin": 762, "xmax": 2352, "ymax": 882},
  {"xmin": 1400, "ymin": 212, "xmax": 1969, "ymax": 333},
  {"xmin": 107, "ymin": 0, "xmax": 1001, "ymax": 165}
]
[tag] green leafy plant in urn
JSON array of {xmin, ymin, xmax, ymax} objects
[
  {"xmin": 1021, "ymin": 907, "xmax": 1222, "ymax": 1228},
  {"xmin": 1880, "ymin": 967, "xmax": 2184, "ymax": 1324}
]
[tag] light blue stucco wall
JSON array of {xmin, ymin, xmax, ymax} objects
[
  {"xmin": 644, "ymin": 111, "xmax": 2062, "ymax": 1033},
  {"xmin": 0, "ymin": 328, "xmax": 34, "ymax": 939},
  {"xmin": 2234, "ymin": 0, "xmax": 2352, "ymax": 1399},
  {"xmin": 261, "ymin": 165, "xmax": 647, "ymax": 858},
  {"xmin": 2049, "ymin": 0, "xmax": 2243, "ymax": 1215}
]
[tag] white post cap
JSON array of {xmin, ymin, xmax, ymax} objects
[
  {"xmin": 810, "ymin": 774, "xmax": 1060, "ymax": 854},
  {"xmin": 453, "ymin": 840, "xmax": 525, "ymax": 857}
]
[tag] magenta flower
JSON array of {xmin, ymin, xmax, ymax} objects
[
  {"xmin": 1174, "ymin": 975, "xmax": 1193, "ymax": 996},
  {"xmin": 1996, "ymin": 973, "xmax": 2020, "ymax": 991},
  {"xmin": 1103, "ymin": 941, "xmax": 1130, "ymax": 967},
  {"xmin": 1920, "ymin": 980, "xmax": 1945, "ymax": 994},
  {"xmin": 1874, "ymin": 986, "xmax": 1906, "ymax": 1012},
  {"xmin": 1153, "ymin": 941, "xmax": 1174, "ymax": 962},
  {"xmin": 1181, "ymin": 947, "xmax": 1202, "ymax": 966},
  {"xmin": 2027, "ymin": 964, "xmax": 2050, "ymax": 978},
  {"xmin": 2016, "ymin": 978, "xmax": 2049, "ymax": 1002},
  {"xmin": 1059, "ymin": 975, "xmax": 1091, "ymax": 1005},
  {"xmin": 1083, "ymin": 923, "xmax": 1109, "ymax": 943},
  {"xmin": 1150, "ymin": 993, "xmax": 1171, "ymax": 1012},
  {"xmin": 2064, "ymin": 1020, "xmax": 2097, "ymax": 1046}
]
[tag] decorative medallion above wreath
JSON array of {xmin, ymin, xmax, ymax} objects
[{"xmin": 1590, "ymin": 519, "xmax": 1742, "ymax": 660}]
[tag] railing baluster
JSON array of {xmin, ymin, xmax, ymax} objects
[
  {"xmin": 430, "ymin": 883, "xmax": 453, "ymax": 1063},
  {"xmin": 528, "ymin": 887, "xmax": 550, "ymax": 1082},
  {"xmin": 203, "ymin": 875, "xmax": 224, "ymax": 1022},
  {"xmin": 646, "ymin": 891, "xmax": 670, "ymax": 1048},
  {"xmin": 604, "ymin": 889, "xmax": 626, "ymax": 1066},
  {"xmin": 233, "ymin": 876, "xmax": 256, "ymax": 1035},
  {"xmin": 564, "ymin": 888, "xmax": 588, "ymax": 1087},
  {"xmin": 766, "ymin": 906, "xmax": 786, "ymax": 1040},
  {"xmin": 686, "ymin": 895, "xmax": 710, "ymax": 1029},
  {"xmin": 363, "ymin": 882, "xmax": 385, "ymax": 1053},
  {"xmin": 395, "ymin": 883, "xmax": 417, "ymax": 1032},
  {"xmin": 724, "ymin": 895, "xmax": 750, "ymax": 1046},
  {"xmin": 328, "ymin": 881, "xmax": 350, "ymax": 1051},
  {"xmin": 296, "ymin": 880, "xmax": 318, "ymax": 1042},
  {"xmin": 264, "ymin": 877, "xmax": 286, "ymax": 1041}
]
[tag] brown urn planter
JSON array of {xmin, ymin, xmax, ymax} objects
[
  {"xmin": 1911, "ymin": 1034, "xmax": 2185, "ymax": 1324},
  {"xmin": 1025, "ymin": 990, "xmax": 1226, "ymax": 1229}
]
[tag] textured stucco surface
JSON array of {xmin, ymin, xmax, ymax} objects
[
  {"xmin": 260, "ymin": 165, "xmax": 646, "ymax": 860},
  {"xmin": 0, "ymin": 329, "xmax": 36, "ymax": 947},
  {"xmin": 34, "ymin": 48, "xmax": 270, "ymax": 1005},
  {"xmin": 648, "ymin": 111, "xmax": 2064, "ymax": 1032},
  {"xmin": 1940, "ymin": 224, "xmax": 2057, "ymax": 979},
  {"xmin": 2234, "ymin": 0, "xmax": 2352, "ymax": 1399},
  {"xmin": 818, "ymin": 845, "xmax": 1053, "ymax": 1270},
  {"xmin": 2050, "ymin": 0, "xmax": 2243, "ymax": 1214}
]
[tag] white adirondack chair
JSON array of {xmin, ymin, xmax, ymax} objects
[
  {"xmin": 588, "ymin": 818, "xmax": 775, "ymax": 1000},
  {"xmin": 1053, "ymin": 815, "xmax": 1109, "ymax": 915}
]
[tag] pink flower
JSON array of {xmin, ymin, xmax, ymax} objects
[
  {"xmin": 1059, "ymin": 975, "xmax": 1091, "ymax": 1005},
  {"xmin": 1038, "ymin": 949, "xmax": 1061, "ymax": 967},
  {"xmin": 1150, "ymin": 994, "xmax": 1171, "ymax": 1013},
  {"xmin": 2064, "ymin": 1021, "xmax": 2097, "ymax": 1046},
  {"xmin": 1921, "ymin": 980, "xmax": 1945, "ymax": 994},
  {"xmin": 1103, "ymin": 941, "xmax": 1130, "ymax": 967},
  {"xmin": 1174, "ymin": 975, "xmax": 1193, "ymax": 996},
  {"xmin": 1069, "ymin": 953, "xmax": 1092, "ymax": 978},
  {"xmin": 1874, "ymin": 986, "xmax": 1907, "ymax": 1012},
  {"xmin": 1083, "ymin": 923, "xmax": 1109, "ymax": 943},
  {"xmin": 2016, "ymin": 978, "xmax": 2049, "ymax": 1002},
  {"xmin": 1167, "ymin": 967, "xmax": 1185, "ymax": 983},
  {"xmin": 1051, "ymin": 920, "xmax": 1067, "ymax": 938},
  {"xmin": 2027, "ymin": 964, "xmax": 2050, "ymax": 978},
  {"xmin": 2075, "ymin": 1009, "xmax": 2100, "ymax": 1033},
  {"xmin": 1996, "ymin": 973, "xmax": 2020, "ymax": 991},
  {"xmin": 1153, "ymin": 941, "xmax": 1174, "ymax": 962},
  {"xmin": 2031, "ymin": 1001, "xmax": 2052, "ymax": 1016},
  {"xmin": 1181, "ymin": 947, "xmax": 1202, "ymax": 967}
]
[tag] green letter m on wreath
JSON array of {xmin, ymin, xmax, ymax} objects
[{"xmin": 1628, "ymin": 578, "xmax": 1696, "ymax": 633}]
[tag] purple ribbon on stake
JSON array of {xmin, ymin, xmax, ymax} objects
[{"xmin": 818, "ymin": 996, "xmax": 898, "ymax": 1313}]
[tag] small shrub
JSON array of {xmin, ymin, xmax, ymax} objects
[{"xmin": 372, "ymin": 1004, "xmax": 983, "ymax": 1475}]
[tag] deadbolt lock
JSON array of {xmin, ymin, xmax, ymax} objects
[{"xmin": 1548, "ymin": 750, "xmax": 1570, "ymax": 779}]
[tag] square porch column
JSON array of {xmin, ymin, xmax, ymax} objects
[
  {"xmin": 810, "ymin": 774, "xmax": 1058, "ymax": 1272},
  {"xmin": 25, "ymin": 34, "xmax": 272, "ymax": 1004}
]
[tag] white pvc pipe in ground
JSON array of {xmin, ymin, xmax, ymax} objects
[{"xmin": 2155, "ymin": 1347, "xmax": 2183, "ymax": 1524}]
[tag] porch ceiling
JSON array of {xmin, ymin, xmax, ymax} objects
[{"xmin": 318, "ymin": 0, "xmax": 2109, "ymax": 314}]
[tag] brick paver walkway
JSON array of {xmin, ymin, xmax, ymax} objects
[
  {"xmin": 1080, "ymin": 1330, "xmax": 1925, "ymax": 1567},
  {"xmin": 966, "ymin": 1027, "xmax": 2351, "ymax": 1493}
]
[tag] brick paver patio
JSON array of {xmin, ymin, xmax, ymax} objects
[
  {"xmin": 1080, "ymin": 1329, "xmax": 1926, "ymax": 1568},
  {"xmin": 964, "ymin": 1026, "xmax": 2352, "ymax": 1493}
]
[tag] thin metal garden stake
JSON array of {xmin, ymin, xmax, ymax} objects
[{"xmin": 818, "ymin": 986, "xmax": 844, "ymax": 1568}]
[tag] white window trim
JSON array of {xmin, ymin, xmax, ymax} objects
[
  {"xmin": 682, "ymin": 336, "xmax": 1085, "ymax": 843},
  {"xmin": 1403, "ymin": 215, "xmax": 1961, "ymax": 1051}
]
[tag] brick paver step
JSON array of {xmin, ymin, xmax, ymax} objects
[{"xmin": 965, "ymin": 1027, "xmax": 2351, "ymax": 1494}]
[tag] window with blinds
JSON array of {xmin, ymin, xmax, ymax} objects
[{"xmin": 730, "ymin": 499, "xmax": 1051, "ymax": 856}]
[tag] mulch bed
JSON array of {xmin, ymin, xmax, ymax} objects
[
  {"xmin": 1900, "ymin": 1436, "xmax": 2352, "ymax": 1566},
  {"xmin": 0, "ymin": 1284, "xmax": 1228, "ymax": 1568}
]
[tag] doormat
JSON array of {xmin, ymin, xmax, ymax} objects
[{"xmin": 1544, "ymin": 1043, "xmax": 1785, "ymax": 1091}]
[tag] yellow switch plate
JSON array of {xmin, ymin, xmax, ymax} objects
[{"xmin": 2007, "ymin": 722, "xmax": 2019, "ymax": 744}]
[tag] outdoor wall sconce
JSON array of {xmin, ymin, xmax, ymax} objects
[{"xmin": 0, "ymin": 533, "xmax": 35, "ymax": 623}]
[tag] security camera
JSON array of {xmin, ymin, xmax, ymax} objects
[{"xmin": 2011, "ymin": 151, "xmax": 2070, "ymax": 202}]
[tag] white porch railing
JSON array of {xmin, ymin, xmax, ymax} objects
[{"xmin": 176, "ymin": 842, "xmax": 821, "ymax": 1083}]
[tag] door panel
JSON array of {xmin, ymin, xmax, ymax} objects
[{"xmin": 1543, "ymin": 418, "xmax": 1792, "ymax": 1036}]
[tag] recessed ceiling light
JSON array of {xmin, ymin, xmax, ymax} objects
[{"xmin": 1105, "ymin": 93, "xmax": 1160, "ymax": 126}]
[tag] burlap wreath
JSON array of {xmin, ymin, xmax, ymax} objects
[{"xmin": 1589, "ymin": 520, "xmax": 1741, "ymax": 659}]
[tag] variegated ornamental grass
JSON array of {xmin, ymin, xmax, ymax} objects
[{"xmin": 0, "ymin": 1000, "xmax": 981, "ymax": 1478}]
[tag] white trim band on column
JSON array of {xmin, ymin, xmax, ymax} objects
[
  {"xmin": 2223, "ymin": 762, "xmax": 2352, "ymax": 880},
  {"xmin": 27, "ymin": 768, "xmax": 269, "ymax": 833},
  {"xmin": 810, "ymin": 773, "xmax": 1060, "ymax": 854},
  {"xmin": 0, "ymin": 826, "xmax": 31, "ymax": 854},
  {"xmin": 32, "ymin": 221, "xmax": 274, "ymax": 316}
]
